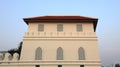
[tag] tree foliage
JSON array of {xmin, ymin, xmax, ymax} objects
[{"xmin": 115, "ymin": 64, "xmax": 120, "ymax": 67}]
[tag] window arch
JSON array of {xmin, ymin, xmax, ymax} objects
[
  {"xmin": 78, "ymin": 47, "xmax": 85, "ymax": 60},
  {"xmin": 57, "ymin": 47, "xmax": 63, "ymax": 60},
  {"xmin": 35, "ymin": 47, "xmax": 42, "ymax": 60}
]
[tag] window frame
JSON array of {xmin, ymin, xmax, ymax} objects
[
  {"xmin": 57, "ymin": 24, "xmax": 63, "ymax": 32},
  {"xmin": 35, "ymin": 65, "xmax": 40, "ymax": 67},
  {"xmin": 78, "ymin": 47, "xmax": 85, "ymax": 60},
  {"xmin": 35, "ymin": 47, "xmax": 42, "ymax": 60},
  {"xmin": 57, "ymin": 47, "xmax": 63, "ymax": 60},
  {"xmin": 77, "ymin": 24, "xmax": 83, "ymax": 32},
  {"xmin": 38, "ymin": 24, "xmax": 44, "ymax": 32},
  {"xmin": 80, "ymin": 65, "xmax": 84, "ymax": 67},
  {"xmin": 58, "ymin": 65, "xmax": 62, "ymax": 67}
]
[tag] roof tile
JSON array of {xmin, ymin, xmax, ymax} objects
[{"xmin": 23, "ymin": 16, "xmax": 98, "ymax": 20}]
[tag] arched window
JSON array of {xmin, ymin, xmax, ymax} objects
[
  {"xmin": 57, "ymin": 47, "xmax": 63, "ymax": 60},
  {"xmin": 78, "ymin": 47, "xmax": 85, "ymax": 60},
  {"xmin": 35, "ymin": 47, "xmax": 42, "ymax": 60}
]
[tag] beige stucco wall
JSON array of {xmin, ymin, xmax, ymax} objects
[
  {"xmin": 21, "ymin": 22, "xmax": 100, "ymax": 61},
  {"xmin": 0, "ymin": 22, "xmax": 101, "ymax": 67},
  {"xmin": 28, "ymin": 22, "xmax": 94, "ymax": 32},
  {"xmin": 0, "ymin": 64, "xmax": 101, "ymax": 67},
  {"xmin": 20, "ymin": 39, "xmax": 100, "ymax": 61},
  {"xmin": 0, "ymin": 60, "xmax": 101, "ymax": 67}
]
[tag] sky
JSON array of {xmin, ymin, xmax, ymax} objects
[{"xmin": 0, "ymin": 0, "xmax": 120, "ymax": 66}]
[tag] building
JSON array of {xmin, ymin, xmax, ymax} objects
[{"xmin": 0, "ymin": 16, "xmax": 101, "ymax": 67}]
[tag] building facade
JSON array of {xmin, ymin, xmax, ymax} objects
[{"xmin": 0, "ymin": 16, "xmax": 101, "ymax": 67}]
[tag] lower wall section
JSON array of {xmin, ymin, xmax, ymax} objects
[
  {"xmin": 0, "ymin": 60, "xmax": 101, "ymax": 67},
  {"xmin": 0, "ymin": 65, "xmax": 101, "ymax": 67}
]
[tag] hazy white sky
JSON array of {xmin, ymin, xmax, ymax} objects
[{"xmin": 0, "ymin": 0, "xmax": 120, "ymax": 66}]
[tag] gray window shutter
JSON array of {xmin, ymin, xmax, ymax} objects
[
  {"xmin": 77, "ymin": 24, "xmax": 82, "ymax": 32},
  {"xmin": 78, "ymin": 47, "xmax": 85, "ymax": 60},
  {"xmin": 38, "ymin": 24, "xmax": 44, "ymax": 32},
  {"xmin": 35, "ymin": 47, "xmax": 42, "ymax": 60},
  {"xmin": 57, "ymin": 47, "xmax": 63, "ymax": 60},
  {"xmin": 57, "ymin": 24, "xmax": 63, "ymax": 32}
]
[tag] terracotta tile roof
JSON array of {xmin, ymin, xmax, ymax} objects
[
  {"xmin": 23, "ymin": 16, "xmax": 98, "ymax": 21},
  {"xmin": 23, "ymin": 16, "xmax": 98, "ymax": 31}
]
